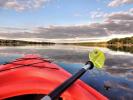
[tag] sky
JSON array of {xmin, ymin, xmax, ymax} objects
[{"xmin": 0, "ymin": 0, "xmax": 133, "ymax": 43}]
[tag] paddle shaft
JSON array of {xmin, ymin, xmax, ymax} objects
[{"xmin": 41, "ymin": 61, "xmax": 94, "ymax": 100}]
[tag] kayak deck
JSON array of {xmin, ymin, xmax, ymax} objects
[{"xmin": 0, "ymin": 55, "xmax": 108, "ymax": 100}]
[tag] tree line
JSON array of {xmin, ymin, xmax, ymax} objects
[
  {"xmin": 107, "ymin": 36, "xmax": 133, "ymax": 45},
  {"xmin": 0, "ymin": 39, "xmax": 55, "ymax": 46}
]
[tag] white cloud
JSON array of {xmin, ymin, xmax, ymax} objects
[
  {"xmin": 0, "ymin": 8, "xmax": 133, "ymax": 42},
  {"xmin": 1, "ymin": 13, "xmax": 133, "ymax": 42},
  {"xmin": 0, "ymin": 0, "xmax": 49, "ymax": 11},
  {"xmin": 90, "ymin": 10, "xmax": 108, "ymax": 19},
  {"xmin": 129, "ymin": 8, "xmax": 133, "ymax": 13},
  {"xmin": 108, "ymin": 0, "xmax": 133, "ymax": 7},
  {"xmin": 107, "ymin": 12, "xmax": 133, "ymax": 20}
]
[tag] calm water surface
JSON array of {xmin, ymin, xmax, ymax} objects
[{"xmin": 0, "ymin": 45, "xmax": 133, "ymax": 100}]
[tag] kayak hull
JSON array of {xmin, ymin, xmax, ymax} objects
[{"xmin": 0, "ymin": 55, "xmax": 108, "ymax": 100}]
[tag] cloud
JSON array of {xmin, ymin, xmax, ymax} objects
[
  {"xmin": 108, "ymin": 0, "xmax": 133, "ymax": 7},
  {"xmin": 0, "ymin": 25, "xmax": 108, "ymax": 40},
  {"xmin": 103, "ymin": 12, "xmax": 133, "ymax": 34},
  {"xmin": 129, "ymin": 8, "xmax": 133, "ymax": 13},
  {"xmin": 90, "ymin": 10, "xmax": 108, "ymax": 19},
  {"xmin": 89, "ymin": 9, "xmax": 133, "ymax": 34},
  {"xmin": 0, "ymin": 0, "xmax": 49, "ymax": 11},
  {"xmin": 0, "ymin": 9, "xmax": 133, "ymax": 42},
  {"xmin": 107, "ymin": 12, "xmax": 133, "ymax": 20}
]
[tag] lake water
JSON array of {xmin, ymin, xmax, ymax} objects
[{"xmin": 0, "ymin": 45, "xmax": 133, "ymax": 100}]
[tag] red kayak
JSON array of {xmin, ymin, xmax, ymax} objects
[{"xmin": 0, "ymin": 55, "xmax": 108, "ymax": 100}]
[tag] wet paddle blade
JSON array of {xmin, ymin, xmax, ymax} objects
[{"xmin": 89, "ymin": 49, "xmax": 105, "ymax": 69}]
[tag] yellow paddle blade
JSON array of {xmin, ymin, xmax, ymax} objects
[{"xmin": 89, "ymin": 49, "xmax": 105, "ymax": 69}]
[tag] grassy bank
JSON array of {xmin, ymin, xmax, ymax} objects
[
  {"xmin": 63, "ymin": 36, "xmax": 133, "ymax": 47},
  {"xmin": 60, "ymin": 42, "xmax": 107, "ymax": 47}
]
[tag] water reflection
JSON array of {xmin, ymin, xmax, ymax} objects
[
  {"xmin": 0, "ymin": 45, "xmax": 133, "ymax": 100},
  {"xmin": 108, "ymin": 45, "xmax": 133, "ymax": 54}
]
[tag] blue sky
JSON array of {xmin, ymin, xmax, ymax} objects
[{"xmin": 0, "ymin": 0, "xmax": 133, "ymax": 42}]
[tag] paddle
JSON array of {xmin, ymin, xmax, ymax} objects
[{"xmin": 41, "ymin": 49, "xmax": 105, "ymax": 100}]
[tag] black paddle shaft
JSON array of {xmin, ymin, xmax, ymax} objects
[{"xmin": 41, "ymin": 61, "xmax": 94, "ymax": 100}]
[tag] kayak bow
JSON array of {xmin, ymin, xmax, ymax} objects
[{"xmin": 0, "ymin": 54, "xmax": 108, "ymax": 100}]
